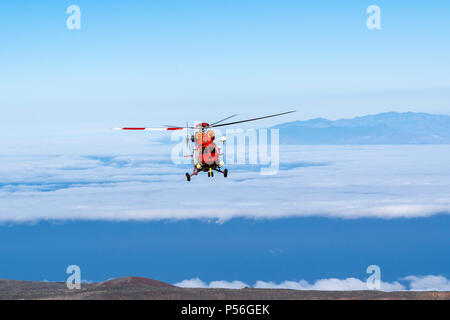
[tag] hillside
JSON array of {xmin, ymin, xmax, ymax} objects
[{"xmin": 0, "ymin": 278, "xmax": 449, "ymax": 300}]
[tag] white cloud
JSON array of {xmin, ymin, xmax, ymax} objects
[
  {"xmin": 402, "ymin": 275, "xmax": 450, "ymax": 291},
  {"xmin": 209, "ymin": 280, "xmax": 249, "ymax": 289},
  {"xmin": 174, "ymin": 275, "xmax": 450, "ymax": 291},
  {"xmin": 255, "ymin": 278, "xmax": 404, "ymax": 291},
  {"xmin": 175, "ymin": 278, "xmax": 249, "ymax": 289},
  {"xmin": 174, "ymin": 278, "xmax": 208, "ymax": 288},
  {"xmin": 1, "ymin": 141, "xmax": 450, "ymax": 222}
]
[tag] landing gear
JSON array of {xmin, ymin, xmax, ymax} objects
[
  {"xmin": 188, "ymin": 168, "xmax": 199, "ymax": 181},
  {"xmin": 186, "ymin": 167, "xmax": 227, "ymax": 180},
  {"xmin": 214, "ymin": 168, "xmax": 228, "ymax": 178}
]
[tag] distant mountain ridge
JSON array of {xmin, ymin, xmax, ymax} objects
[{"xmin": 273, "ymin": 112, "xmax": 450, "ymax": 144}]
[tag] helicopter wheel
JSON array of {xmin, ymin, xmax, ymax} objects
[
  {"xmin": 207, "ymin": 172, "xmax": 210, "ymax": 178},
  {"xmin": 185, "ymin": 173, "xmax": 191, "ymax": 182},
  {"xmin": 223, "ymin": 169, "xmax": 228, "ymax": 178}
]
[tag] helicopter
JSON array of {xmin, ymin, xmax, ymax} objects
[{"xmin": 114, "ymin": 110, "xmax": 295, "ymax": 181}]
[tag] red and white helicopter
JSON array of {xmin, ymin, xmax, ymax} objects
[{"xmin": 114, "ymin": 111, "xmax": 295, "ymax": 181}]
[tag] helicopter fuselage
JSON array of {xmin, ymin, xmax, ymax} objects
[{"xmin": 191, "ymin": 128, "xmax": 223, "ymax": 172}]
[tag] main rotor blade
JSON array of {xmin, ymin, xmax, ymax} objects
[
  {"xmin": 163, "ymin": 125, "xmax": 195, "ymax": 129},
  {"xmin": 210, "ymin": 114, "xmax": 238, "ymax": 126},
  {"xmin": 113, "ymin": 127, "xmax": 185, "ymax": 131},
  {"xmin": 210, "ymin": 110, "xmax": 296, "ymax": 128}
]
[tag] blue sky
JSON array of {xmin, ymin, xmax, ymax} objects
[
  {"xmin": 1, "ymin": 1, "xmax": 450, "ymax": 138},
  {"xmin": 1, "ymin": 1, "xmax": 450, "ymax": 290}
]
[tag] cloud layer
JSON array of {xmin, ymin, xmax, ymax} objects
[
  {"xmin": 174, "ymin": 275, "xmax": 450, "ymax": 292},
  {"xmin": 1, "ymin": 135, "xmax": 450, "ymax": 222}
]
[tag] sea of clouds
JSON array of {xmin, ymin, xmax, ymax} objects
[
  {"xmin": 1, "ymin": 133, "xmax": 450, "ymax": 222},
  {"xmin": 175, "ymin": 275, "xmax": 450, "ymax": 291}
]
